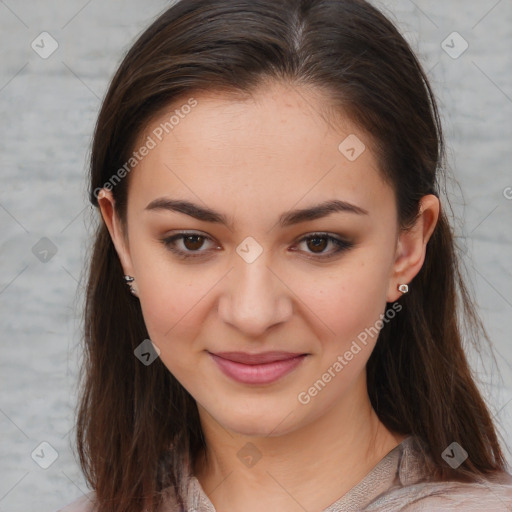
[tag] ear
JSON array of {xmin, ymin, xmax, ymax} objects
[
  {"xmin": 386, "ymin": 194, "xmax": 440, "ymax": 302},
  {"xmin": 97, "ymin": 188, "xmax": 135, "ymax": 277}
]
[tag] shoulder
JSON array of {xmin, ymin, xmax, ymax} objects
[
  {"xmin": 402, "ymin": 476, "xmax": 512, "ymax": 511},
  {"xmin": 56, "ymin": 492, "xmax": 97, "ymax": 512},
  {"xmin": 382, "ymin": 435, "xmax": 512, "ymax": 511},
  {"xmin": 368, "ymin": 472, "xmax": 512, "ymax": 511}
]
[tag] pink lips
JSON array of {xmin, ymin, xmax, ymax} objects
[{"xmin": 208, "ymin": 351, "xmax": 308, "ymax": 385}]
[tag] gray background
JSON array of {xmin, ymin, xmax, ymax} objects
[{"xmin": 0, "ymin": 1, "xmax": 511, "ymax": 510}]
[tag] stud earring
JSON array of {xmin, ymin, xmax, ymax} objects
[
  {"xmin": 123, "ymin": 275, "xmax": 137, "ymax": 296},
  {"xmin": 397, "ymin": 283, "xmax": 409, "ymax": 294}
]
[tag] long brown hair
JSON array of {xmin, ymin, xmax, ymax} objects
[{"xmin": 76, "ymin": 0, "xmax": 510, "ymax": 510}]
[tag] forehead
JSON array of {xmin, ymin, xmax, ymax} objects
[{"xmin": 128, "ymin": 82, "xmax": 393, "ymax": 219}]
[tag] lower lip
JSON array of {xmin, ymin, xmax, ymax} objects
[{"xmin": 208, "ymin": 353, "xmax": 307, "ymax": 385}]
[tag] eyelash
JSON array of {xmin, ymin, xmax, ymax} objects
[{"xmin": 161, "ymin": 231, "xmax": 354, "ymax": 260}]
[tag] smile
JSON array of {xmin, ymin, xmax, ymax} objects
[{"xmin": 208, "ymin": 351, "xmax": 309, "ymax": 385}]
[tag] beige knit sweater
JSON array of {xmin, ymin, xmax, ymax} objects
[{"xmin": 58, "ymin": 435, "xmax": 512, "ymax": 511}]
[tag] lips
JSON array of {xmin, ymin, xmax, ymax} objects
[
  {"xmin": 211, "ymin": 351, "xmax": 306, "ymax": 364},
  {"xmin": 208, "ymin": 350, "xmax": 308, "ymax": 385}
]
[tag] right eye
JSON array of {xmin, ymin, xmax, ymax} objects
[{"xmin": 161, "ymin": 231, "xmax": 220, "ymax": 259}]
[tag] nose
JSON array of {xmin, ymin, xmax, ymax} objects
[{"xmin": 217, "ymin": 253, "xmax": 293, "ymax": 338}]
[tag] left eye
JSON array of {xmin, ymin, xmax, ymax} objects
[
  {"xmin": 296, "ymin": 233, "xmax": 353, "ymax": 258},
  {"xmin": 161, "ymin": 232, "xmax": 353, "ymax": 259}
]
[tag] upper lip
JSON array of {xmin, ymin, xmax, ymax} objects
[{"xmin": 210, "ymin": 351, "xmax": 307, "ymax": 365}]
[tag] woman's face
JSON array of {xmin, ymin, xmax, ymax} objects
[{"xmin": 101, "ymin": 82, "xmax": 425, "ymax": 437}]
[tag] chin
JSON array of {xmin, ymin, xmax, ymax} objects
[
  {"xmin": 210, "ymin": 404, "xmax": 306, "ymax": 438},
  {"xmin": 224, "ymin": 418, "xmax": 290, "ymax": 437}
]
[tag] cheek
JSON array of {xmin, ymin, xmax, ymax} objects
[
  {"xmin": 295, "ymin": 258, "xmax": 391, "ymax": 352},
  {"xmin": 137, "ymin": 273, "xmax": 209, "ymax": 382},
  {"xmin": 137, "ymin": 270, "xmax": 211, "ymax": 341},
  {"xmin": 127, "ymin": 239, "xmax": 211, "ymax": 348}
]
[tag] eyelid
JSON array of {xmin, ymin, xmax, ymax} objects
[
  {"xmin": 161, "ymin": 231, "xmax": 220, "ymax": 258},
  {"xmin": 292, "ymin": 232, "xmax": 354, "ymax": 260},
  {"xmin": 161, "ymin": 230, "xmax": 353, "ymax": 260}
]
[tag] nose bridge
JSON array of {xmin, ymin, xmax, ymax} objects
[{"xmin": 218, "ymin": 245, "xmax": 292, "ymax": 337}]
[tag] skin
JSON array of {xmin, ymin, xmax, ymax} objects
[{"xmin": 98, "ymin": 81, "xmax": 439, "ymax": 511}]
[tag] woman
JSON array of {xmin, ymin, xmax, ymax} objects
[{"xmin": 59, "ymin": 0, "xmax": 512, "ymax": 510}]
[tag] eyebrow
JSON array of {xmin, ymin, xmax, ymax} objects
[{"xmin": 144, "ymin": 197, "xmax": 368, "ymax": 229}]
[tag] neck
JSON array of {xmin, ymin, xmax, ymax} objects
[{"xmin": 193, "ymin": 376, "xmax": 405, "ymax": 512}]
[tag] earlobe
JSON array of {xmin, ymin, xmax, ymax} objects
[
  {"xmin": 386, "ymin": 194, "xmax": 440, "ymax": 302},
  {"xmin": 97, "ymin": 188, "xmax": 134, "ymax": 277}
]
